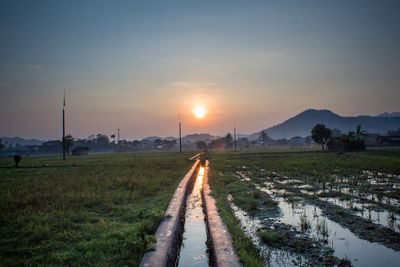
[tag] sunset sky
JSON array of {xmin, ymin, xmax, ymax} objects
[{"xmin": 1, "ymin": 1, "xmax": 399, "ymax": 140}]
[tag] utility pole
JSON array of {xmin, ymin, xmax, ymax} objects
[
  {"xmin": 262, "ymin": 131, "xmax": 266, "ymax": 148},
  {"xmin": 234, "ymin": 121, "xmax": 237, "ymax": 151},
  {"xmin": 179, "ymin": 114, "xmax": 182, "ymax": 153},
  {"xmin": 62, "ymin": 91, "xmax": 66, "ymax": 160}
]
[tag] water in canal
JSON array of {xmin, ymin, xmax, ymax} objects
[{"xmin": 176, "ymin": 166, "xmax": 210, "ymax": 266}]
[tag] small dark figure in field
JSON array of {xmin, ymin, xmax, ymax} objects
[{"xmin": 14, "ymin": 155, "xmax": 21, "ymax": 168}]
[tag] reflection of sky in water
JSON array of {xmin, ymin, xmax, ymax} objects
[
  {"xmin": 258, "ymin": 169, "xmax": 400, "ymax": 231},
  {"xmin": 258, "ymin": 184, "xmax": 400, "ymax": 267},
  {"xmin": 321, "ymin": 197, "xmax": 400, "ymax": 233},
  {"xmin": 227, "ymin": 195, "xmax": 302, "ymax": 267},
  {"xmin": 177, "ymin": 167, "xmax": 208, "ymax": 266},
  {"xmin": 236, "ymin": 169, "xmax": 400, "ymax": 266}
]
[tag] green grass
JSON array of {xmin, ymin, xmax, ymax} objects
[
  {"xmin": 207, "ymin": 147, "xmax": 400, "ymax": 265},
  {"xmin": 0, "ymin": 152, "xmax": 193, "ymax": 266},
  {"xmin": 207, "ymin": 162, "xmax": 265, "ymax": 266},
  {"xmin": 258, "ymin": 231, "xmax": 285, "ymax": 247}
]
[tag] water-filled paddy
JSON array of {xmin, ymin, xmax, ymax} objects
[{"xmin": 208, "ymin": 148, "xmax": 400, "ymax": 266}]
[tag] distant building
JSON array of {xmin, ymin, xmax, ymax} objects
[
  {"xmin": 376, "ymin": 136, "xmax": 400, "ymax": 146},
  {"xmin": 72, "ymin": 146, "xmax": 89, "ymax": 156}
]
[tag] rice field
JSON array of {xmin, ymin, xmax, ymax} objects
[
  {"xmin": 208, "ymin": 148, "xmax": 400, "ymax": 267},
  {"xmin": 0, "ymin": 152, "xmax": 193, "ymax": 266}
]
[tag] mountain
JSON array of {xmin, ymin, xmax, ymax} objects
[
  {"xmin": 0, "ymin": 137, "xmax": 45, "ymax": 146},
  {"xmin": 250, "ymin": 109, "xmax": 400, "ymax": 140},
  {"xmin": 378, "ymin": 112, "xmax": 400, "ymax": 118}
]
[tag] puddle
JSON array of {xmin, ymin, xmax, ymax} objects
[
  {"xmin": 327, "ymin": 186, "xmax": 400, "ymax": 209},
  {"xmin": 275, "ymin": 179, "xmax": 303, "ymax": 184},
  {"xmin": 362, "ymin": 170, "xmax": 400, "ymax": 180},
  {"xmin": 321, "ymin": 197, "xmax": 400, "ymax": 233},
  {"xmin": 246, "ymin": 168, "xmax": 400, "ymax": 266},
  {"xmin": 227, "ymin": 195, "xmax": 303, "ymax": 267},
  {"xmin": 256, "ymin": 183, "xmax": 286, "ymax": 197},
  {"xmin": 258, "ymin": 187, "xmax": 400, "ymax": 267},
  {"xmin": 176, "ymin": 167, "xmax": 209, "ymax": 266},
  {"xmin": 297, "ymin": 184, "xmax": 313, "ymax": 189},
  {"xmin": 236, "ymin": 171, "xmax": 251, "ymax": 182}
]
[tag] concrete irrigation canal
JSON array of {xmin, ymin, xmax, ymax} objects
[{"xmin": 140, "ymin": 159, "xmax": 241, "ymax": 267}]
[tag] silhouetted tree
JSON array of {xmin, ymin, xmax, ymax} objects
[
  {"xmin": 224, "ymin": 133, "xmax": 233, "ymax": 149},
  {"xmin": 110, "ymin": 134, "xmax": 116, "ymax": 143},
  {"xmin": 331, "ymin": 128, "xmax": 342, "ymax": 138},
  {"xmin": 154, "ymin": 139, "xmax": 162, "ymax": 148},
  {"xmin": 0, "ymin": 139, "xmax": 4, "ymax": 151},
  {"xmin": 96, "ymin": 134, "xmax": 110, "ymax": 145},
  {"xmin": 355, "ymin": 124, "xmax": 368, "ymax": 140},
  {"xmin": 41, "ymin": 140, "xmax": 62, "ymax": 153},
  {"xmin": 196, "ymin": 141, "xmax": 207, "ymax": 150},
  {"xmin": 311, "ymin": 124, "xmax": 331, "ymax": 151},
  {"xmin": 132, "ymin": 140, "xmax": 140, "ymax": 150},
  {"xmin": 388, "ymin": 128, "xmax": 400, "ymax": 136},
  {"xmin": 65, "ymin": 135, "xmax": 74, "ymax": 155},
  {"xmin": 209, "ymin": 138, "xmax": 224, "ymax": 150}
]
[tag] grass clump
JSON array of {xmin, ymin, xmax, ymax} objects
[{"xmin": 258, "ymin": 230, "xmax": 285, "ymax": 247}]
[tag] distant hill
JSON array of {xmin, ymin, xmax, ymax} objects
[
  {"xmin": 182, "ymin": 133, "xmax": 216, "ymax": 144},
  {"xmin": 250, "ymin": 109, "xmax": 400, "ymax": 140},
  {"xmin": 0, "ymin": 137, "xmax": 45, "ymax": 146},
  {"xmin": 378, "ymin": 112, "xmax": 400, "ymax": 118}
]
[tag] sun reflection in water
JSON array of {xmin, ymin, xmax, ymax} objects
[{"xmin": 198, "ymin": 167, "xmax": 204, "ymax": 186}]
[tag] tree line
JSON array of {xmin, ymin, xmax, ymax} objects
[{"xmin": 311, "ymin": 124, "xmax": 369, "ymax": 152}]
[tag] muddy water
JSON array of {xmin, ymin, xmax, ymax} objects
[
  {"xmin": 321, "ymin": 197, "xmax": 400, "ymax": 233},
  {"xmin": 238, "ymin": 170, "xmax": 400, "ymax": 266},
  {"xmin": 271, "ymin": 196, "xmax": 400, "ymax": 267},
  {"xmin": 227, "ymin": 195, "xmax": 303, "ymax": 267},
  {"xmin": 176, "ymin": 167, "xmax": 209, "ymax": 266}
]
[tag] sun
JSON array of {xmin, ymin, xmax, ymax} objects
[{"xmin": 193, "ymin": 106, "xmax": 206, "ymax": 119}]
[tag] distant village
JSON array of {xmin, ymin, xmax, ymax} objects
[{"xmin": 1, "ymin": 126, "xmax": 399, "ymax": 157}]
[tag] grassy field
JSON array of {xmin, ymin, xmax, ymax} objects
[
  {"xmin": 0, "ymin": 152, "xmax": 193, "ymax": 266},
  {"xmin": 207, "ymin": 148, "xmax": 400, "ymax": 266}
]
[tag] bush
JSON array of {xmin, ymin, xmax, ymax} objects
[
  {"xmin": 327, "ymin": 136, "xmax": 365, "ymax": 152},
  {"xmin": 258, "ymin": 230, "xmax": 284, "ymax": 246}
]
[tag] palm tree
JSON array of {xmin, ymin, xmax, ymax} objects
[{"xmin": 355, "ymin": 125, "xmax": 368, "ymax": 140}]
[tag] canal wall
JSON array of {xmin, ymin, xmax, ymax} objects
[
  {"xmin": 202, "ymin": 160, "xmax": 242, "ymax": 267},
  {"xmin": 140, "ymin": 159, "xmax": 200, "ymax": 267}
]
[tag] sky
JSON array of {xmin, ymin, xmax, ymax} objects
[{"xmin": 1, "ymin": 0, "xmax": 400, "ymax": 140}]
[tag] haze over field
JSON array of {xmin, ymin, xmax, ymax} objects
[{"xmin": 1, "ymin": 1, "xmax": 400, "ymax": 140}]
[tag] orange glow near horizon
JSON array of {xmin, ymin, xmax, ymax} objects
[{"xmin": 193, "ymin": 106, "xmax": 206, "ymax": 119}]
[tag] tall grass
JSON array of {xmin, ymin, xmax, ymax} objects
[{"xmin": 0, "ymin": 152, "xmax": 192, "ymax": 266}]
